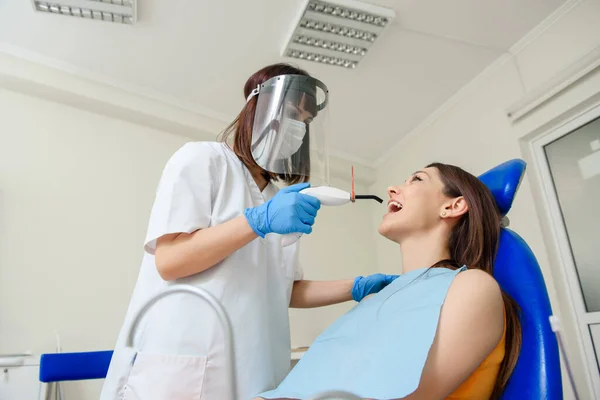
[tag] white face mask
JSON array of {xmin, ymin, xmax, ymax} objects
[
  {"xmin": 253, "ymin": 118, "xmax": 307, "ymax": 164},
  {"xmin": 277, "ymin": 118, "xmax": 306, "ymax": 159}
]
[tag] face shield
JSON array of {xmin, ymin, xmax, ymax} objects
[{"xmin": 247, "ymin": 74, "xmax": 330, "ymax": 186}]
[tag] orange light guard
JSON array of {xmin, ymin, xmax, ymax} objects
[{"xmin": 351, "ymin": 165, "xmax": 355, "ymax": 202}]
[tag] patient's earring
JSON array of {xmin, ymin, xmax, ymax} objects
[{"xmin": 441, "ymin": 211, "xmax": 447, "ymax": 217}]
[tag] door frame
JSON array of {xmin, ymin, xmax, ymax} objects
[{"xmin": 529, "ymin": 99, "xmax": 600, "ymax": 397}]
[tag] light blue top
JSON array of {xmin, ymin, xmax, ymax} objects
[{"xmin": 260, "ymin": 265, "xmax": 467, "ymax": 399}]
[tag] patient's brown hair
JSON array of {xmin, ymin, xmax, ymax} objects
[{"xmin": 428, "ymin": 162, "xmax": 522, "ymax": 399}]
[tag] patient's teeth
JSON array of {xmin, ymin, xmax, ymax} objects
[{"xmin": 388, "ymin": 201, "xmax": 402, "ymax": 212}]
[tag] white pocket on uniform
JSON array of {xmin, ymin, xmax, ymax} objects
[{"xmin": 121, "ymin": 351, "xmax": 207, "ymax": 400}]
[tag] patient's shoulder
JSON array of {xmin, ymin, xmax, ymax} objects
[
  {"xmin": 450, "ymin": 268, "xmax": 502, "ymax": 300},
  {"xmin": 444, "ymin": 268, "xmax": 504, "ymax": 330},
  {"xmin": 406, "ymin": 268, "xmax": 505, "ymax": 398}
]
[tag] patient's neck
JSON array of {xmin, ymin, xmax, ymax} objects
[{"xmin": 399, "ymin": 230, "xmax": 451, "ymax": 274}]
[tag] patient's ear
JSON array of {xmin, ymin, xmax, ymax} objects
[{"xmin": 442, "ymin": 196, "xmax": 468, "ymax": 219}]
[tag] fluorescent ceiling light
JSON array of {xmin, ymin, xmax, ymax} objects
[
  {"xmin": 31, "ymin": 0, "xmax": 136, "ymax": 24},
  {"xmin": 281, "ymin": 0, "xmax": 395, "ymax": 69}
]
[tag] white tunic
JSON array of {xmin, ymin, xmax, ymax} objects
[{"xmin": 100, "ymin": 141, "xmax": 302, "ymax": 400}]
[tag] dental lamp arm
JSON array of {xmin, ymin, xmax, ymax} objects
[{"xmin": 125, "ymin": 285, "xmax": 238, "ymax": 399}]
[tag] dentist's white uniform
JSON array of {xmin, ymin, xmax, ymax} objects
[{"xmin": 100, "ymin": 141, "xmax": 302, "ymax": 400}]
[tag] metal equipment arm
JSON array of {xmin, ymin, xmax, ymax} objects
[{"xmin": 125, "ymin": 285, "xmax": 238, "ymax": 399}]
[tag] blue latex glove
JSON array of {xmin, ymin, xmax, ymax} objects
[
  {"xmin": 244, "ymin": 182, "xmax": 321, "ymax": 238},
  {"xmin": 352, "ymin": 273, "xmax": 399, "ymax": 302}
]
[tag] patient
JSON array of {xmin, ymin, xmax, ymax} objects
[{"xmin": 257, "ymin": 162, "xmax": 522, "ymax": 400}]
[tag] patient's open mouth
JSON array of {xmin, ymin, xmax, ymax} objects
[{"xmin": 388, "ymin": 200, "xmax": 403, "ymax": 213}]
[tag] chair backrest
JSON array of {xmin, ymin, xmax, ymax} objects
[
  {"xmin": 39, "ymin": 350, "xmax": 113, "ymax": 383},
  {"xmin": 478, "ymin": 159, "xmax": 563, "ymax": 399}
]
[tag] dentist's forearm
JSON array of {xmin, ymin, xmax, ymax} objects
[
  {"xmin": 154, "ymin": 216, "xmax": 258, "ymax": 281},
  {"xmin": 290, "ymin": 279, "xmax": 354, "ymax": 308}
]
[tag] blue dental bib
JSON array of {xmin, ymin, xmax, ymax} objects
[{"xmin": 260, "ymin": 265, "xmax": 466, "ymax": 399}]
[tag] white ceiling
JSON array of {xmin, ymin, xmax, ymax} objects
[{"xmin": 0, "ymin": 0, "xmax": 567, "ymax": 166}]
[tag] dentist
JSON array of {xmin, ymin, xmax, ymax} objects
[{"xmin": 100, "ymin": 63, "xmax": 397, "ymax": 400}]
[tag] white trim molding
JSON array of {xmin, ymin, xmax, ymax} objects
[
  {"xmin": 506, "ymin": 44, "xmax": 600, "ymax": 121},
  {"xmin": 0, "ymin": 41, "xmax": 234, "ymax": 123},
  {"xmin": 0, "ymin": 47, "xmax": 230, "ymax": 139},
  {"xmin": 507, "ymin": 0, "xmax": 583, "ymax": 56}
]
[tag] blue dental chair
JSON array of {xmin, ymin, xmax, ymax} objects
[{"xmin": 479, "ymin": 159, "xmax": 563, "ymax": 399}]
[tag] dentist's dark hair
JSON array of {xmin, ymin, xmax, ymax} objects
[
  {"xmin": 428, "ymin": 162, "xmax": 522, "ymax": 399},
  {"xmin": 218, "ymin": 63, "xmax": 311, "ymax": 185}
]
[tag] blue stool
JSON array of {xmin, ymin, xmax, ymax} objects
[{"xmin": 38, "ymin": 350, "xmax": 113, "ymax": 400}]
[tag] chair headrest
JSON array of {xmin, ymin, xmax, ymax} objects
[{"xmin": 478, "ymin": 159, "xmax": 526, "ymax": 216}]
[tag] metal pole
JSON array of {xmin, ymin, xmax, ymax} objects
[
  {"xmin": 305, "ymin": 390, "xmax": 363, "ymax": 400},
  {"xmin": 549, "ymin": 316, "xmax": 580, "ymax": 400},
  {"xmin": 125, "ymin": 285, "xmax": 238, "ymax": 400}
]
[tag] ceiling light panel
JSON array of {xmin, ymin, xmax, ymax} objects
[
  {"xmin": 282, "ymin": 0, "xmax": 395, "ymax": 69},
  {"xmin": 31, "ymin": 0, "xmax": 136, "ymax": 24}
]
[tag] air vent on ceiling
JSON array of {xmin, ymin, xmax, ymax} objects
[
  {"xmin": 31, "ymin": 0, "xmax": 136, "ymax": 24},
  {"xmin": 281, "ymin": 0, "xmax": 395, "ymax": 69}
]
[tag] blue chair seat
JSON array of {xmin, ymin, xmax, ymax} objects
[{"xmin": 39, "ymin": 350, "xmax": 113, "ymax": 383}]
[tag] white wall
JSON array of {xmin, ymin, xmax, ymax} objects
[
  {"xmin": 370, "ymin": 1, "xmax": 600, "ymax": 399},
  {"xmin": 0, "ymin": 89, "xmax": 190, "ymax": 398},
  {"xmin": 0, "ymin": 89, "xmax": 377, "ymax": 398}
]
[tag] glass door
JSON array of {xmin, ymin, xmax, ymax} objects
[
  {"xmin": 544, "ymin": 115, "xmax": 600, "ymax": 317},
  {"xmin": 538, "ymin": 108, "xmax": 600, "ymax": 397}
]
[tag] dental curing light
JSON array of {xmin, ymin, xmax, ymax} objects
[{"xmin": 282, "ymin": 166, "xmax": 383, "ymax": 247}]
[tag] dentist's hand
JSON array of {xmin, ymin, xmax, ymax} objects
[
  {"xmin": 352, "ymin": 273, "xmax": 399, "ymax": 302},
  {"xmin": 244, "ymin": 183, "xmax": 321, "ymax": 238}
]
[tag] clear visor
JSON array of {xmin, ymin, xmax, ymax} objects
[{"xmin": 250, "ymin": 74, "xmax": 329, "ymax": 185}]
